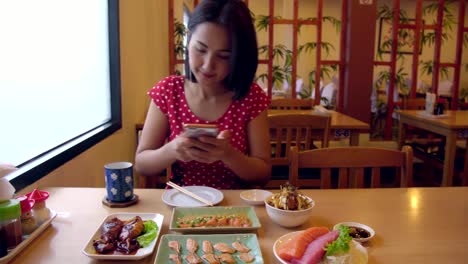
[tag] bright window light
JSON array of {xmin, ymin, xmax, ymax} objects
[{"xmin": 0, "ymin": 0, "xmax": 113, "ymax": 166}]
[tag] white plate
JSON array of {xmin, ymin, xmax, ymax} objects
[
  {"xmin": 333, "ymin": 222, "xmax": 375, "ymax": 243},
  {"xmin": 416, "ymin": 111, "xmax": 449, "ymax": 118},
  {"xmin": 162, "ymin": 186, "xmax": 224, "ymax": 207},
  {"xmin": 0, "ymin": 210, "xmax": 57, "ymax": 264},
  {"xmin": 240, "ymin": 189, "xmax": 273, "ymax": 205},
  {"xmin": 273, "ymin": 230, "xmax": 368, "ymax": 264},
  {"xmin": 81, "ymin": 212, "xmax": 164, "ymax": 260}
]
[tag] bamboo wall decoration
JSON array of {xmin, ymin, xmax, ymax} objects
[
  {"xmin": 374, "ymin": 0, "xmax": 467, "ymax": 139},
  {"xmin": 168, "ymin": 0, "xmax": 347, "ymax": 111}
]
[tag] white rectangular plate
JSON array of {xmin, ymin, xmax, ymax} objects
[{"xmin": 81, "ymin": 212, "xmax": 163, "ymax": 260}]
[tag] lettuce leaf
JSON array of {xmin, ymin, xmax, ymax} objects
[
  {"xmin": 325, "ymin": 224, "xmax": 352, "ymax": 256},
  {"xmin": 136, "ymin": 220, "xmax": 158, "ymax": 247}
]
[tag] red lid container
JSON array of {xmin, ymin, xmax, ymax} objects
[
  {"xmin": 16, "ymin": 195, "xmax": 35, "ymax": 213},
  {"xmin": 25, "ymin": 189, "xmax": 49, "ymax": 202}
]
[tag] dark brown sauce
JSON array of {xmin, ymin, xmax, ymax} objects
[{"xmin": 348, "ymin": 226, "xmax": 371, "ymax": 239}]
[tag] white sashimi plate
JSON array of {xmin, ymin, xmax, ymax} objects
[
  {"xmin": 81, "ymin": 212, "xmax": 164, "ymax": 260},
  {"xmin": 273, "ymin": 230, "xmax": 368, "ymax": 264},
  {"xmin": 162, "ymin": 186, "xmax": 224, "ymax": 207}
]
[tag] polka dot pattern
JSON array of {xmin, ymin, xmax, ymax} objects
[{"xmin": 147, "ymin": 75, "xmax": 270, "ymax": 189}]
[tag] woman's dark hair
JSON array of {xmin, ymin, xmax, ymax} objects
[{"xmin": 184, "ymin": 0, "xmax": 258, "ymax": 100}]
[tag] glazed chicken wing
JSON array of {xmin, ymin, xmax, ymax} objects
[
  {"xmin": 119, "ymin": 216, "xmax": 144, "ymax": 241},
  {"xmin": 101, "ymin": 217, "xmax": 124, "ymax": 242},
  {"xmin": 93, "ymin": 217, "xmax": 124, "ymax": 253}
]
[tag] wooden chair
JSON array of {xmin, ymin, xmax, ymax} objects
[
  {"xmin": 269, "ymin": 98, "xmax": 313, "ymax": 110},
  {"xmin": 265, "ymin": 113, "xmax": 331, "ymax": 188},
  {"xmin": 289, "ymin": 145, "xmax": 414, "ymax": 188}
]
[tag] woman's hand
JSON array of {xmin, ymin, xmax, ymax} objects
[{"xmin": 185, "ymin": 130, "xmax": 232, "ymax": 163}]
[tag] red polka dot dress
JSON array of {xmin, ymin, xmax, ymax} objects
[{"xmin": 148, "ymin": 75, "xmax": 270, "ymax": 189}]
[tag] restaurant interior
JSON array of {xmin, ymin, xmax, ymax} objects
[
  {"xmin": 3, "ymin": 0, "xmax": 467, "ymax": 192},
  {"xmin": 1, "ymin": 1, "xmax": 468, "ymax": 263}
]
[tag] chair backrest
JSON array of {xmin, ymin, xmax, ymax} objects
[
  {"xmin": 265, "ymin": 113, "xmax": 331, "ymax": 188},
  {"xmin": 289, "ymin": 145, "xmax": 413, "ymax": 188},
  {"xmin": 402, "ymin": 98, "xmax": 426, "ymax": 110},
  {"xmin": 270, "ymin": 98, "xmax": 313, "ymax": 110}
]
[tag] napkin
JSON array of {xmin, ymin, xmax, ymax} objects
[
  {"xmin": 425, "ymin": 93, "xmax": 436, "ymax": 115},
  {"xmin": 0, "ymin": 177, "xmax": 15, "ymax": 202},
  {"xmin": 314, "ymin": 105, "xmax": 331, "ymax": 114}
]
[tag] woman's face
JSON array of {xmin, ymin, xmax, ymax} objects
[{"xmin": 188, "ymin": 22, "xmax": 231, "ymax": 87}]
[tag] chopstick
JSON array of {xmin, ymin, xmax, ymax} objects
[{"xmin": 166, "ymin": 181, "xmax": 214, "ymax": 206}]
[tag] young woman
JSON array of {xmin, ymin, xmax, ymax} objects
[{"xmin": 135, "ymin": 0, "xmax": 271, "ymax": 189}]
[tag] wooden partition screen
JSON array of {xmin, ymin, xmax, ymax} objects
[
  {"xmin": 374, "ymin": 0, "xmax": 467, "ymax": 139},
  {"xmin": 168, "ymin": 0, "xmax": 348, "ymax": 112}
]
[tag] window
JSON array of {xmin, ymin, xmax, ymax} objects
[{"xmin": 0, "ymin": 0, "xmax": 121, "ymax": 190}]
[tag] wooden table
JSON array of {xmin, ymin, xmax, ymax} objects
[
  {"xmin": 268, "ymin": 110, "xmax": 369, "ymax": 146},
  {"xmin": 7, "ymin": 187, "xmax": 468, "ymax": 264},
  {"xmin": 397, "ymin": 110, "xmax": 468, "ymax": 186}
]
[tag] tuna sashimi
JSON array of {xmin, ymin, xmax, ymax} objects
[
  {"xmin": 277, "ymin": 226, "xmax": 329, "ymax": 261},
  {"xmin": 291, "ymin": 230, "xmax": 340, "ymax": 264}
]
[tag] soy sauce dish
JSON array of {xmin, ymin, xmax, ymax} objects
[{"xmin": 333, "ymin": 222, "xmax": 375, "ymax": 243}]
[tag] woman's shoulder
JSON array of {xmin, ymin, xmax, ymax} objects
[
  {"xmin": 149, "ymin": 75, "xmax": 185, "ymax": 93},
  {"xmin": 155, "ymin": 75, "xmax": 185, "ymax": 87},
  {"xmin": 148, "ymin": 75, "xmax": 185, "ymax": 101},
  {"xmin": 241, "ymin": 82, "xmax": 270, "ymax": 103}
]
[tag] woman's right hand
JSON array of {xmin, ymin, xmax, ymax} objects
[{"xmin": 170, "ymin": 135, "xmax": 199, "ymax": 162}]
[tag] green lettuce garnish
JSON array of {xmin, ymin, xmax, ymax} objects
[
  {"xmin": 325, "ymin": 224, "xmax": 352, "ymax": 256},
  {"xmin": 136, "ymin": 220, "xmax": 158, "ymax": 247}
]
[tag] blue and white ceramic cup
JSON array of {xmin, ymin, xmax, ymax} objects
[{"xmin": 104, "ymin": 162, "xmax": 134, "ymax": 202}]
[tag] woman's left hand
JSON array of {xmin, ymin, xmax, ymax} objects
[{"xmin": 187, "ymin": 130, "xmax": 232, "ymax": 163}]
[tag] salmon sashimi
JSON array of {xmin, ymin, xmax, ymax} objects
[
  {"xmin": 202, "ymin": 240, "xmax": 213, "ymax": 253},
  {"xmin": 291, "ymin": 230, "xmax": 339, "ymax": 264},
  {"xmin": 168, "ymin": 240, "xmax": 181, "ymax": 254},
  {"xmin": 277, "ymin": 226, "xmax": 330, "ymax": 261},
  {"xmin": 169, "ymin": 253, "xmax": 182, "ymax": 264},
  {"xmin": 186, "ymin": 238, "xmax": 198, "ymax": 253},
  {"xmin": 214, "ymin": 242, "xmax": 236, "ymax": 253},
  {"xmin": 232, "ymin": 241, "xmax": 250, "ymax": 253},
  {"xmin": 202, "ymin": 253, "xmax": 220, "ymax": 264},
  {"xmin": 185, "ymin": 252, "xmax": 202, "ymax": 264},
  {"xmin": 238, "ymin": 252, "xmax": 255, "ymax": 263},
  {"xmin": 217, "ymin": 253, "xmax": 236, "ymax": 263}
]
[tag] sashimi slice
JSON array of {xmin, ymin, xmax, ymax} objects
[
  {"xmin": 277, "ymin": 227, "xmax": 329, "ymax": 261},
  {"xmin": 291, "ymin": 230, "xmax": 339, "ymax": 264}
]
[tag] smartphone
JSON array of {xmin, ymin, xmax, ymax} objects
[{"xmin": 183, "ymin": 123, "xmax": 219, "ymax": 138}]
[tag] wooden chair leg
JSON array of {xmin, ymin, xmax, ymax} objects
[{"xmin": 463, "ymin": 139, "xmax": 468, "ymax": 186}]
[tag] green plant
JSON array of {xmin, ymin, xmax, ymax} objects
[
  {"xmin": 254, "ymin": 12, "xmax": 340, "ymax": 96},
  {"xmin": 256, "ymin": 44, "xmax": 293, "ymax": 90},
  {"xmin": 298, "ymin": 64, "xmax": 339, "ymax": 105},
  {"xmin": 459, "ymin": 87, "xmax": 468, "ymax": 102},
  {"xmin": 173, "ymin": 18, "xmax": 186, "ymax": 75},
  {"xmin": 174, "ymin": 18, "xmax": 186, "ymax": 59},
  {"xmin": 419, "ymin": 60, "xmax": 450, "ymax": 80},
  {"xmin": 374, "ymin": 67, "xmax": 409, "ymax": 96}
]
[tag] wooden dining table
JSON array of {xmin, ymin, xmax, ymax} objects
[
  {"xmin": 268, "ymin": 109, "xmax": 369, "ymax": 146},
  {"xmin": 397, "ymin": 110, "xmax": 468, "ymax": 186},
  {"xmin": 5, "ymin": 187, "xmax": 468, "ymax": 264}
]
